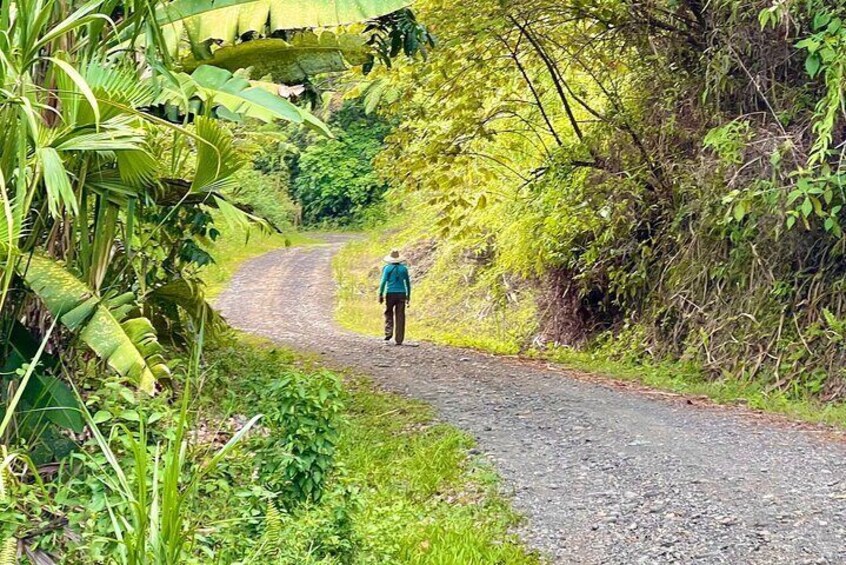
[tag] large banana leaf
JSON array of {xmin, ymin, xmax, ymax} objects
[
  {"xmin": 181, "ymin": 31, "xmax": 369, "ymax": 84},
  {"xmin": 20, "ymin": 255, "xmax": 170, "ymax": 394},
  {"xmin": 22, "ymin": 374, "xmax": 85, "ymax": 433},
  {"xmin": 159, "ymin": 0, "xmax": 410, "ymax": 44}
]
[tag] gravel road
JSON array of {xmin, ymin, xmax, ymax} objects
[{"xmin": 217, "ymin": 234, "xmax": 846, "ymax": 564}]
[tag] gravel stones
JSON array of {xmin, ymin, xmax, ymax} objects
[{"xmin": 217, "ymin": 235, "xmax": 846, "ymax": 564}]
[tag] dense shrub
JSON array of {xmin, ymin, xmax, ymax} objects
[
  {"xmin": 372, "ymin": 0, "xmax": 846, "ymax": 399},
  {"xmin": 253, "ymin": 369, "xmax": 345, "ymax": 506},
  {"xmin": 290, "ymin": 101, "xmax": 392, "ymax": 224},
  {"xmin": 205, "ymin": 342, "xmax": 345, "ymax": 506}
]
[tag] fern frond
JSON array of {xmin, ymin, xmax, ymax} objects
[
  {"xmin": 264, "ymin": 502, "xmax": 283, "ymax": 541},
  {"xmin": 0, "ymin": 537, "xmax": 17, "ymax": 565}
]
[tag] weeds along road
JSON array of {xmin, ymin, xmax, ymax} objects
[{"xmin": 217, "ymin": 234, "xmax": 846, "ymax": 565}]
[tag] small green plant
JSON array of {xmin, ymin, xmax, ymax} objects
[
  {"xmin": 253, "ymin": 369, "xmax": 345, "ymax": 506},
  {"xmin": 77, "ymin": 335, "xmax": 261, "ymax": 564},
  {"xmin": 703, "ymin": 119, "xmax": 751, "ymax": 165}
]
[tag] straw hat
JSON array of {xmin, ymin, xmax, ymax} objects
[{"xmin": 383, "ymin": 249, "xmax": 405, "ymax": 264}]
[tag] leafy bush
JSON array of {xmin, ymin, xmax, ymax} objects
[
  {"xmin": 204, "ymin": 341, "xmax": 345, "ymax": 506},
  {"xmin": 290, "ymin": 101, "xmax": 392, "ymax": 224},
  {"xmin": 244, "ymin": 483, "xmax": 361, "ymax": 564},
  {"xmin": 253, "ymin": 369, "xmax": 345, "ymax": 506}
]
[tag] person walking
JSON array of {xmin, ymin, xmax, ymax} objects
[{"xmin": 379, "ymin": 250, "xmax": 411, "ymax": 345}]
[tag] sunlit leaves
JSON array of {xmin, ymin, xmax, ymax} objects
[
  {"xmin": 181, "ymin": 31, "xmax": 370, "ymax": 85},
  {"xmin": 158, "ymin": 65, "xmax": 331, "ymax": 135},
  {"xmin": 158, "ymin": 0, "xmax": 410, "ymax": 44}
]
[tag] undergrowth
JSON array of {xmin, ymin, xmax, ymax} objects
[{"xmin": 197, "ymin": 334, "xmax": 540, "ymax": 564}]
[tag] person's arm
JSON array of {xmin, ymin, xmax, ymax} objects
[
  {"xmin": 403, "ymin": 267, "xmax": 411, "ymax": 302},
  {"xmin": 378, "ymin": 266, "xmax": 388, "ymax": 302}
]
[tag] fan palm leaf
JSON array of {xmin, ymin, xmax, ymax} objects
[{"xmin": 191, "ymin": 115, "xmax": 242, "ymax": 192}]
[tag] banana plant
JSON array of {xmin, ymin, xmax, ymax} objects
[
  {"xmin": 20, "ymin": 255, "xmax": 170, "ymax": 394},
  {"xmin": 156, "ymin": 65, "xmax": 332, "ymax": 135},
  {"xmin": 148, "ymin": 0, "xmax": 416, "ymax": 83}
]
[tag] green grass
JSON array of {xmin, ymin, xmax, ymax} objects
[
  {"xmin": 334, "ymin": 235, "xmax": 534, "ymax": 355},
  {"xmin": 341, "ymin": 377, "xmax": 540, "ymax": 564},
  {"xmin": 200, "ymin": 221, "xmax": 316, "ymax": 299},
  {"xmin": 199, "ymin": 335, "xmax": 541, "ymax": 564},
  {"xmin": 335, "ymin": 229, "xmax": 846, "ymax": 430}
]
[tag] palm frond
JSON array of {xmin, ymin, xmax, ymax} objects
[
  {"xmin": 36, "ymin": 147, "xmax": 78, "ymax": 217},
  {"xmin": 53, "ymin": 117, "xmax": 147, "ymax": 152},
  {"xmin": 191, "ymin": 116, "xmax": 242, "ymax": 192},
  {"xmin": 115, "ymin": 149, "xmax": 159, "ymax": 186}
]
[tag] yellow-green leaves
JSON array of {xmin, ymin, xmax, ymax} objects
[
  {"xmin": 192, "ymin": 115, "xmax": 242, "ymax": 192},
  {"xmin": 162, "ymin": 66, "xmax": 332, "ymax": 136},
  {"xmin": 181, "ymin": 31, "xmax": 369, "ymax": 85},
  {"xmin": 36, "ymin": 147, "xmax": 77, "ymax": 217},
  {"xmin": 21, "ymin": 255, "xmax": 170, "ymax": 394},
  {"xmin": 159, "ymin": 0, "xmax": 410, "ymax": 44}
]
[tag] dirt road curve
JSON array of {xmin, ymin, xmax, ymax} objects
[{"xmin": 217, "ymin": 235, "xmax": 846, "ymax": 564}]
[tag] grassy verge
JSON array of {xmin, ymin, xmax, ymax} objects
[
  {"xmin": 198, "ymin": 334, "xmax": 540, "ymax": 564},
  {"xmin": 200, "ymin": 221, "xmax": 316, "ymax": 298},
  {"xmin": 335, "ymin": 227, "xmax": 846, "ymax": 429},
  {"xmin": 541, "ymin": 346, "xmax": 846, "ymax": 427},
  {"xmin": 335, "ymin": 231, "xmax": 536, "ymax": 354},
  {"xmin": 342, "ymin": 377, "xmax": 536, "ymax": 564}
]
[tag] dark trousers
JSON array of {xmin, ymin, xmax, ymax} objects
[{"xmin": 384, "ymin": 293, "xmax": 407, "ymax": 344}]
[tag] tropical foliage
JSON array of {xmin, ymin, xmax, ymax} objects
[
  {"xmin": 0, "ymin": 0, "xmax": 429, "ymax": 560},
  {"xmin": 290, "ymin": 99, "xmax": 393, "ymax": 224},
  {"xmin": 354, "ymin": 0, "xmax": 846, "ymax": 400}
]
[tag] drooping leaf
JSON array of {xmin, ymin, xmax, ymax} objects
[
  {"xmin": 160, "ymin": 65, "xmax": 331, "ymax": 135},
  {"xmin": 20, "ymin": 255, "xmax": 170, "ymax": 394},
  {"xmin": 37, "ymin": 147, "xmax": 78, "ymax": 217},
  {"xmin": 158, "ymin": 0, "xmax": 411, "ymax": 45},
  {"xmin": 48, "ymin": 56, "xmax": 101, "ymax": 126},
  {"xmin": 181, "ymin": 31, "xmax": 369, "ymax": 84}
]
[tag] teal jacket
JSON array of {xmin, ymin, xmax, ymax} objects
[{"xmin": 379, "ymin": 263, "xmax": 411, "ymax": 298}]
